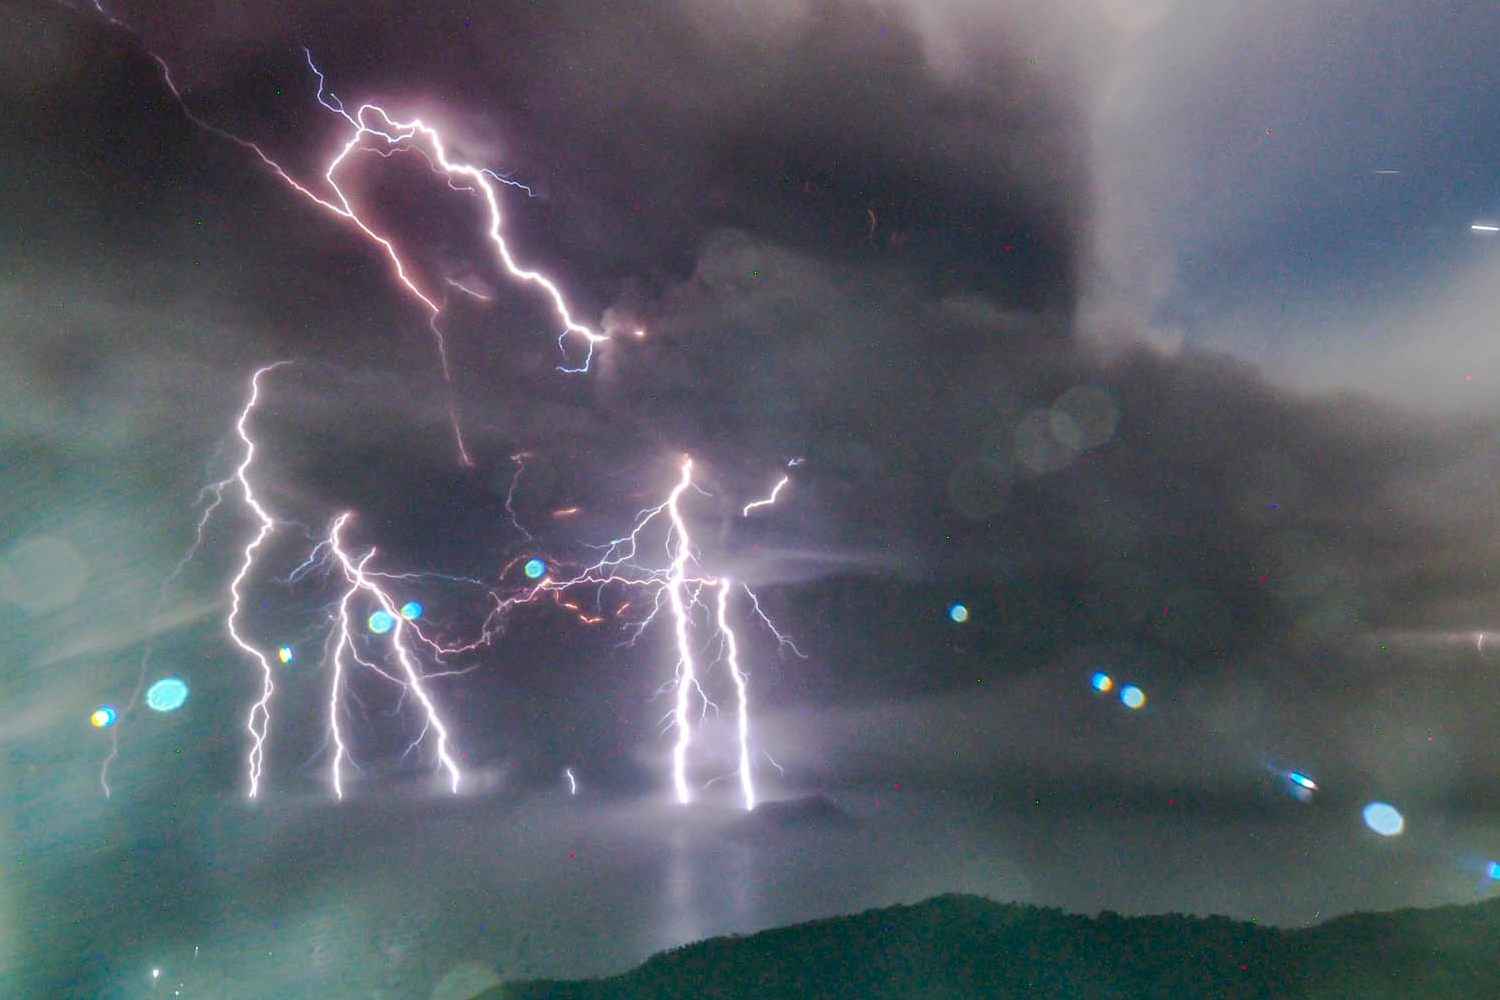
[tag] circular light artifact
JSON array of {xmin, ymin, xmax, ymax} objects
[
  {"xmin": 399, "ymin": 601, "xmax": 422, "ymax": 621},
  {"xmin": 1120, "ymin": 685, "xmax": 1146, "ymax": 709},
  {"xmin": 91, "ymin": 706, "xmax": 117, "ymax": 728},
  {"xmin": 277, "ymin": 645, "xmax": 294, "ymax": 664},
  {"xmin": 1090, "ymin": 672, "xmax": 1114, "ymax": 693},
  {"xmin": 367, "ymin": 610, "xmax": 395, "ymax": 634},
  {"xmin": 948, "ymin": 603, "xmax": 969, "ymax": 623},
  {"xmin": 146, "ymin": 678, "xmax": 189, "ymax": 713},
  {"xmin": 524, "ymin": 558, "xmax": 546, "ymax": 580},
  {"xmin": 1362, "ymin": 801, "xmax": 1405, "ymax": 836}
]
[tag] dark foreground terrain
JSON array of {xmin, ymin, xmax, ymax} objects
[{"xmin": 478, "ymin": 891, "xmax": 1500, "ymax": 1000}]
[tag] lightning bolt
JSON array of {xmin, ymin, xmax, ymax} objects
[
  {"xmin": 743, "ymin": 477, "xmax": 789, "ymax": 518},
  {"xmin": 78, "ymin": 6, "xmax": 798, "ymax": 808},
  {"xmin": 663, "ymin": 460, "xmax": 700, "ymax": 805},
  {"xmin": 716, "ymin": 579, "xmax": 755, "ymax": 811},
  {"xmin": 325, "ymin": 512, "xmax": 463, "ymax": 797},
  {"xmin": 517, "ymin": 456, "xmax": 797, "ymax": 809},
  {"xmin": 113, "ymin": 363, "xmax": 476, "ymax": 800},
  {"xmin": 99, "ymin": 441, "xmax": 249, "ymax": 797},
  {"xmin": 142, "ymin": 43, "xmax": 617, "ymax": 464},
  {"xmin": 742, "ymin": 458, "xmax": 802, "ymax": 516},
  {"xmin": 222, "ymin": 362, "xmax": 292, "ymax": 799},
  {"xmin": 298, "ymin": 48, "xmax": 609, "ymax": 372},
  {"xmin": 505, "ymin": 452, "xmax": 534, "ymax": 540}
]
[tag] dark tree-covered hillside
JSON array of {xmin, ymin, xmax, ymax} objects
[{"xmin": 478, "ymin": 893, "xmax": 1500, "ymax": 1000}]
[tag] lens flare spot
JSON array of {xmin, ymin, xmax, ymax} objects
[
  {"xmin": 524, "ymin": 558, "xmax": 546, "ymax": 580},
  {"xmin": 948, "ymin": 603, "xmax": 969, "ymax": 623},
  {"xmin": 1363, "ymin": 801, "xmax": 1405, "ymax": 836},
  {"xmin": 1091, "ymin": 672, "xmax": 1114, "ymax": 692},
  {"xmin": 367, "ymin": 610, "xmax": 395, "ymax": 634},
  {"xmin": 145, "ymin": 678, "xmax": 189, "ymax": 712},
  {"xmin": 277, "ymin": 645, "xmax": 293, "ymax": 664},
  {"xmin": 1487, "ymin": 861, "xmax": 1500, "ymax": 880},
  {"xmin": 1120, "ymin": 685, "xmax": 1146, "ymax": 709},
  {"xmin": 399, "ymin": 601, "xmax": 422, "ymax": 620},
  {"xmin": 1288, "ymin": 771, "xmax": 1317, "ymax": 791},
  {"xmin": 90, "ymin": 706, "xmax": 117, "ymax": 728}
]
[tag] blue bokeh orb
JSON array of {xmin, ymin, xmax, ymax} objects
[
  {"xmin": 367, "ymin": 610, "xmax": 395, "ymax": 634},
  {"xmin": 1090, "ymin": 672, "xmax": 1113, "ymax": 692},
  {"xmin": 1120, "ymin": 685, "xmax": 1146, "ymax": 709},
  {"xmin": 146, "ymin": 678, "xmax": 189, "ymax": 713},
  {"xmin": 948, "ymin": 603, "xmax": 969, "ymax": 623},
  {"xmin": 524, "ymin": 558, "xmax": 546, "ymax": 580},
  {"xmin": 399, "ymin": 601, "xmax": 422, "ymax": 621},
  {"xmin": 91, "ymin": 705, "xmax": 117, "ymax": 728},
  {"xmin": 1363, "ymin": 801, "xmax": 1405, "ymax": 836}
]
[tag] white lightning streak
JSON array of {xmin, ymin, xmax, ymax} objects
[
  {"xmin": 300, "ymin": 47, "xmax": 609, "ymax": 372},
  {"xmin": 742, "ymin": 476, "xmax": 789, "ymax": 517},
  {"xmin": 505, "ymin": 455, "xmax": 798, "ymax": 806},
  {"xmin": 327, "ymin": 513, "xmax": 464, "ymax": 795},
  {"xmin": 716, "ymin": 580, "xmax": 756, "ymax": 810},
  {"xmin": 664, "ymin": 459, "xmax": 700, "ymax": 804},
  {"xmin": 147, "ymin": 47, "xmax": 619, "ymax": 464},
  {"xmin": 325, "ymin": 531, "xmax": 369, "ymax": 799},
  {"xmin": 227, "ymin": 362, "xmax": 291, "ymax": 799}
]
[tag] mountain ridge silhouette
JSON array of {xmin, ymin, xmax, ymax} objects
[{"xmin": 474, "ymin": 891, "xmax": 1500, "ymax": 999}]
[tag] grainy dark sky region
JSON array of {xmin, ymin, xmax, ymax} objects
[{"xmin": 5, "ymin": 0, "xmax": 1500, "ymax": 997}]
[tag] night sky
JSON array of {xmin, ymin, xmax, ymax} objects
[{"xmin": 6, "ymin": 1, "xmax": 1500, "ymax": 998}]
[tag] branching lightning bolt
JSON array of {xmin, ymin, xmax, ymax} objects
[
  {"xmin": 326, "ymin": 513, "xmax": 463, "ymax": 797},
  {"xmin": 716, "ymin": 580, "xmax": 755, "ymax": 810},
  {"xmin": 99, "ymin": 449, "xmax": 250, "ymax": 797},
  {"xmin": 663, "ymin": 460, "xmax": 700, "ymax": 805},
  {"xmin": 78, "ymin": 5, "xmax": 804, "ymax": 809},
  {"xmin": 146, "ymin": 45, "xmax": 616, "ymax": 464},
  {"xmin": 116, "ymin": 363, "xmax": 473, "ymax": 800},
  {"xmin": 224, "ymin": 363, "xmax": 291, "ymax": 798},
  {"xmin": 512, "ymin": 456, "xmax": 798, "ymax": 809}
]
